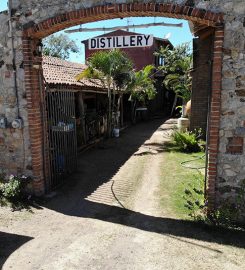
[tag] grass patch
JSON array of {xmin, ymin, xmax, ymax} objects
[{"xmin": 159, "ymin": 151, "xmax": 205, "ymax": 219}]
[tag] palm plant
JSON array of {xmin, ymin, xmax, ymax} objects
[
  {"xmin": 164, "ymin": 57, "xmax": 192, "ymax": 103},
  {"xmin": 76, "ymin": 49, "xmax": 133, "ymax": 136},
  {"xmin": 155, "ymin": 43, "xmax": 193, "ymax": 108},
  {"xmin": 127, "ymin": 65, "xmax": 157, "ymax": 123}
]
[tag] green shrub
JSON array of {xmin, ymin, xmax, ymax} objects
[
  {"xmin": 207, "ymin": 202, "xmax": 239, "ymax": 227},
  {"xmin": 183, "ymin": 176, "xmax": 245, "ymax": 228},
  {"xmin": 0, "ymin": 177, "xmax": 22, "ymax": 199},
  {"xmin": 171, "ymin": 129, "xmax": 204, "ymax": 153},
  {"xmin": 207, "ymin": 180, "xmax": 245, "ymax": 228},
  {"xmin": 0, "ymin": 175, "xmax": 30, "ymax": 209}
]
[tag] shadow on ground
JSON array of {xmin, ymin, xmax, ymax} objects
[
  {"xmin": 41, "ymin": 119, "xmax": 245, "ymax": 250},
  {"xmin": 0, "ymin": 232, "xmax": 33, "ymax": 269},
  {"xmin": 79, "ymin": 200, "xmax": 245, "ymax": 250}
]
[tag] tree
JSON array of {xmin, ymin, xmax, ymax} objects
[
  {"xmin": 43, "ymin": 34, "xmax": 80, "ymax": 60},
  {"xmin": 76, "ymin": 49, "xmax": 133, "ymax": 136},
  {"xmin": 155, "ymin": 43, "xmax": 192, "ymax": 104}
]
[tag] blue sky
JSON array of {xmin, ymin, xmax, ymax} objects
[
  {"xmin": 61, "ymin": 17, "xmax": 193, "ymax": 63},
  {"xmin": 0, "ymin": 1, "xmax": 7, "ymax": 11},
  {"xmin": 0, "ymin": 1, "xmax": 193, "ymax": 63}
]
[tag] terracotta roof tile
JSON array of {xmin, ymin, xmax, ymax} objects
[{"xmin": 42, "ymin": 56, "xmax": 105, "ymax": 90}]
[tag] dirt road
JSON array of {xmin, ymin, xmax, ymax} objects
[{"xmin": 1, "ymin": 119, "xmax": 245, "ymax": 270}]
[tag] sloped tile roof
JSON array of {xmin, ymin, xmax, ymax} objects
[{"xmin": 42, "ymin": 56, "xmax": 105, "ymax": 90}]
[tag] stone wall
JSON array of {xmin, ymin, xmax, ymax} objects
[
  {"xmin": 0, "ymin": 0, "xmax": 244, "ymax": 206},
  {"xmin": 0, "ymin": 10, "xmax": 32, "ymax": 178},
  {"xmin": 217, "ymin": 0, "xmax": 245, "ymax": 202}
]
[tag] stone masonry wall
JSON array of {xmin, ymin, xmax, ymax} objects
[
  {"xmin": 0, "ymin": 10, "xmax": 32, "ymax": 178},
  {"xmin": 0, "ymin": 0, "xmax": 244, "ymax": 205}
]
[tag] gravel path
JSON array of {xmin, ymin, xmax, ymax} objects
[{"xmin": 0, "ymin": 119, "xmax": 245, "ymax": 270}]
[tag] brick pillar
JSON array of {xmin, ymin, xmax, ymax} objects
[
  {"xmin": 190, "ymin": 31, "xmax": 214, "ymax": 136},
  {"xmin": 206, "ymin": 26, "xmax": 224, "ymax": 209},
  {"xmin": 23, "ymin": 36, "xmax": 45, "ymax": 195}
]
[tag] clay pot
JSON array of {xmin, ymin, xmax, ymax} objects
[{"xmin": 185, "ymin": 100, "xmax": 191, "ymax": 117}]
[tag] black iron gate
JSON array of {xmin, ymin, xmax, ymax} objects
[{"xmin": 46, "ymin": 89, "xmax": 77, "ymax": 190}]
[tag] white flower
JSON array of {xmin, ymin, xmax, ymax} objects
[{"xmin": 9, "ymin": 175, "xmax": 15, "ymax": 180}]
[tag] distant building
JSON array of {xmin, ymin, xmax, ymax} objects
[{"xmin": 82, "ymin": 29, "xmax": 173, "ymax": 71}]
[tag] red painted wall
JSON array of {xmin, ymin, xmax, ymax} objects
[{"xmin": 82, "ymin": 30, "xmax": 172, "ymax": 70}]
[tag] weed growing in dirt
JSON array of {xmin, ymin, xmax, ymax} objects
[
  {"xmin": 206, "ymin": 180, "xmax": 245, "ymax": 229},
  {"xmin": 183, "ymin": 177, "xmax": 245, "ymax": 229},
  {"xmin": 182, "ymin": 172, "xmax": 205, "ymax": 220}
]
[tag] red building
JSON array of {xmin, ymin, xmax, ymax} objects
[{"xmin": 82, "ymin": 29, "xmax": 173, "ymax": 70}]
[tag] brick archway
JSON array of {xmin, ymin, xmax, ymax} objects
[{"xmin": 22, "ymin": 2, "xmax": 224, "ymax": 209}]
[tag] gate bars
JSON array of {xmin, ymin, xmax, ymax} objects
[{"xmin": 46, "ymin": 88, "xmax": 78, "ymax": 191}]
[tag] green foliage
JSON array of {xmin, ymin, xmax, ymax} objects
[
  {"xmin": 156, "ymin": 43, "xmax": 192, "ymax": 74},
  {"xmin": 76, "ymin": 50, "xmax": 156, "ymax": 103},
  {"xmin": 0, "ymin": 175, "xmax": 30, "ymax": 210},
  {"xmin": 182, "ymin": 173, "xmax": 205, "ymax": 220},
  {"xmin": 76, "ymin": 49, "xmax": 134, "ymax": 135},
  {"xmin": 156, "ymin": 43, "xmax": 192, "ymax": 103},
  {"xmin": 76, "ymin": 49, "xmax": 133, "ymax": 90},
  {"xmin": 207, "ymin": 180, "xmax": 245, "ymax": 228},
  {"xmin": 0, "ymin": 178, "xmax": 21, "ymax": 199},
  {"xmin": 237, "ymin": 179, "xmax": 245, "ymax": 211},
  {"xmin": 164, "ymin": 72, "xmax": 192, "ymax": 102},
  {"xmin": 171, "ymin": 129, "xmax": 204, "ymax": 153},
  {"xmin": 77, "ymin": 66, "xmax": 102, "ymax": 80},
  {"xmin": 128, "ymin": 65, "xmax": 157, "ymax": 104},
  {"xmin": 109, "ymin": 49, "xmax": 134, "ymax": 90},
  {"xmin": 207, "ymin": 202, "xmax": 239, "ymax": 227},
  {"xmin": 43, "ymin": 34, "xmax": 80, "ymax": 60},
  {"xmin": 76, "ymin": 50, "xmax": 156, "ymax": 130},
  {"xmin": 183, "ymin": 177, "xmax": 245, "ymax": 228}
]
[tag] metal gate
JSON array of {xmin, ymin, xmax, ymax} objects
[{"xmin": 46, "ymin": 89, "xmax": 77, "ymax": 190}]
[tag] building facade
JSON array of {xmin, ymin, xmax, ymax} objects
[{"xmin": 43, "ymin": 56, "xmax": 107, "ymax": 190}]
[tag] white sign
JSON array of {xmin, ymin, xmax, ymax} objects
[{"xmin": 88, "ymin": 34, "xmax": 154, "ymax": 50}]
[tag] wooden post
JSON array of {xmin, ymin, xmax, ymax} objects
[
  {"xmin": 120, "ymin": 94, "xmax": 124, "ymax": 127},
  {"xmin": 108, "ymin": 86, "xmax": 112, "ymax": 137},
  {"xmin": 78, "ymin": 92, "xmax": 87, "ymax": 144}
]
